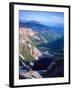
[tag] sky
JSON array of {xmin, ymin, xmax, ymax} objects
[{"xmin": 19, "ymin": 10, "xmax": 64, "ymax": 27}]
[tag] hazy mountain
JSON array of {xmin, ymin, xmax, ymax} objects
[{"xmin": 19, "ymin": 20, "xmax": 62, "ymax": 42}]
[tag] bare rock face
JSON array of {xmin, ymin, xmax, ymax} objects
[
  {"xmin": 29, "ymin": 45, "xmax": 42, "ymax": 60},
  {"xmin": 19, "ymin": 27, "xmax": 42, "ymax": 61},
  {"xmin": 19, "ymin": 62, "xmax": 42, "ymax": 79},
  {"xmin": 19, "ymin": 27, "xmax": 37, "ymax": 37},
  {"xmin": 20, "ymin": 70, "xmax": 42, "ymax": 79}
]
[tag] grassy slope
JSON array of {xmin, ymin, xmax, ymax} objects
[{"xmin": 19, "ymin": 43, "xmax": 34, "ymax": 61}]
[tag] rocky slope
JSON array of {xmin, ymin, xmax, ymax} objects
[{"xmin": 19, "ymin": 27, "xmax": 42, "ymax": 61}]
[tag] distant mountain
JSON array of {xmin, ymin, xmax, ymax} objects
[
  {"xmin": 19, "ymin": 20, "xmax": 50, "ymax": 33},
  {"xmin": 19, "ymin": 20, "xmax": 63, "ymax": 34},
  {"xmin": 20, "ymin": 20, "xmax": 47, "ymax": 28},
  {"xmin": 19, "ymin": 20, "xmax": 62, "ymax": 42}
]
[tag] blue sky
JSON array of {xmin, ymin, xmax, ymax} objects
[{"xmin": 19, "ymin": 10, "xmax": 64, "ymax": 27}]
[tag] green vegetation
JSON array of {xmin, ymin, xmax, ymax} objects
[
  {"xmin": 41, "ymin": 30, "xmax": 61, "ymax": 42},
  {"xmin": 30, "ymin": 37, "xmax": 40, "ymax": 47},
  {"xmin": 19, "ymin": 44, "xmax": 34, "ymax": 61}
]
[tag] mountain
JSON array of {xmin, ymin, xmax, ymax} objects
[
  {"xmin": 19, "ymin": 21, "xmax": 64, "ymax": 61},
  {"xmin": 19, "ymin": 20, "xmax": 62, "ymax": 42},
  {"xmin": 19, "ymin": 27, "xmax": 42, "ymax": 61},
  {"xmin": 19, "ymin": 20, "xmax": 48, "ymax": 29},
  {"xmin": 38, "ymin": 36, "xmax": 64, "ymax": 54},
  {"xmin": 19, "ymin": 21, "xmax": 64, "ymax": 78},
  {"xmin": 19, "ymin": 61, "xmax": 42, "ymax": 79},
  {"xmin": 19, "ymin": 27, "xmax": 37, "ymax": 37}
]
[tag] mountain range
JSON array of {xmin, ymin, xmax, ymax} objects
[
  {"xmin": 19, "ymin": 20, "xmax": 64, "ymax": 79},
  {"xmin": 19, "ymin": 20, "xmax": 64, "ymax": 61}
]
